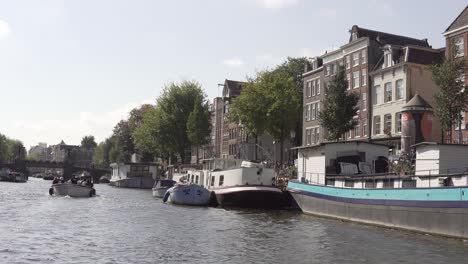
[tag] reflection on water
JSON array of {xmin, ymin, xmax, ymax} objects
[{"xmin": 1, "ymin": 178, "xmax": 467, "ymax": 264}]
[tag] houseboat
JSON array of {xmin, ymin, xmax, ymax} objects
[
  {"xmin": 110, "ymin": 162, "xmax": 158, "ymax": 189},
  {"xmin": 0, "ymin": 169, "xmax": 28, "ymax": 182},
  {"xmin": 194, "ymin": 159, "xmax": 285, "ymax": 208},
  {"xmin": 288, "ymin": 141, "xmax": 468, "ymax": 239}
]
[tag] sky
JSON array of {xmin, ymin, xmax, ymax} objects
[{"xmin": 0, "ymin": 0, "xmax": 466, "ymax": 149}]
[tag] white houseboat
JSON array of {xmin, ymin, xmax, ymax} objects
[{"xmin": 110, "ymin": 162, "xmax": 158, "ymax": 189}]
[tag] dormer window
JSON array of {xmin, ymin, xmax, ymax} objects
[
  {"xmin": 351, "ymin": 32, "xmax": 358, "ymax": 41},
  {"xmin": 384, "ymin": 50, "xmax": 393, "ymax": 68}
]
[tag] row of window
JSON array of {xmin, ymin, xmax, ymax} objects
[
  {"xmin": 305, "ymin": 102, "xmax": 320, "ymax": 121},
  {"xmin": 305, "ymin": 79, "xmax": 321, "ymax": 97},
  {"xmin": 305, "ymin": 127, "xmax": 320, "ymax": 145},
  {"xmin": 345, "ymin": 69, "xmax": 367, "ymax": 90},
  {"xmin": 454, "ymin": 37, "xmax": 465, "ymax": 57},
  {"xmin": 327, "ymin": 179, "xmax": 417, "ymax": 188},
  {"xmin": 373, "ymin": 79, "xmax": 404, "ymax": 104},
  {"xmin": 305, "ymin": 119, "xmax": 370, "ymax": 145},
  {"xmin": 209, "ymin": 175, "xmax": 224, "ymax": 187},
  {"xmin": 324, "ymin": 49, "xmax": 367, "ymax": 77},
  {"xmin": 373, "ymin": 113, "xmax": 402, "ymax": 135}
]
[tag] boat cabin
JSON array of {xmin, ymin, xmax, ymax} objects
[
  {"xmin": 110, "ymin": 162, "xmax": 159, "ymax": 188},
  {"xmin": 295, "ymin": 141, "xmax": 390, "ymax": 185}
]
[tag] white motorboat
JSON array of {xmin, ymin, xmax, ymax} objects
[
  {"xmin": 162, "ymin": 183, "xmax": 211, "ymax": 206},
  {"xmin": 152, "ymin": 179, "xmax": 176, "ymax": 198},
  {"xmin": 50, "ymin": 183, "xmax": 96, "ymax": 198}
]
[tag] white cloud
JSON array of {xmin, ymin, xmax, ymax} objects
[
  {"xmin": 257, "ymin": 0, "xmax": 299, "ymax": 9},
  {"xmin": 0, "ymin": 20, "xmax": 11, "ymax": 38},
  {"xmin": 222, "ymin": 58, "xmax": 244, "ymax": 67},
  {"xmin": 319, "ymin": 8, "xmax": 337, "ymax": 18},
  {"xmin": 13, "ymin": 99, "xmax": 153, "ymax": 148}
]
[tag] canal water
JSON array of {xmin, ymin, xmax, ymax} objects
[{"xmin": 1, "ymin": 178, "xmax": 468, "ymax": 264}]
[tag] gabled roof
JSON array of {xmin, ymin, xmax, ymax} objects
[
  {"xmin": 371, "ymin": 45, "xmax": 444, "ymax": 72},
  {"xmin": 350, "ymin": 25, "xmax": 430, "ymax": 47},
  {"xmin": 444, "ymin": 5, "xmax": 468, "ymax": 33}
]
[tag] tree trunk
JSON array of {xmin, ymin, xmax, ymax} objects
[
  {"xmin": 449, "ymin": 121, "xmax": 453, "ymax": 144},
  {"xmin": 254, "ymin": 135, "xmax": 258, "ymax": 161},
  {"xmin": 280, "ymin": 139, "xmax": 284, "ymax": 166},
  {"xmin": 459, "ymin": 116, "xmax": 463, "ymax": 144},
  {"xmin": 196, "ymin": 145, "xmax": 199, "ymax": 164}
]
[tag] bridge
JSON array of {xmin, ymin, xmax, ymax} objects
[{"xmin": 1, "ymin": 160, "xmax": 111, "ymax": 182}]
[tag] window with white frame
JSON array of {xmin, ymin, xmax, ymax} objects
[
  {"xmin": 396, "ymin": 112, "xmax": 402, "ymax": 133},
  {"xmin": 306, "ymin": 129, "xmax": 311, "ymax": 145},
  {"xmin": 384, "ymin": 52, "xmax": 392, "ymax": 68},
  {"xmin": 361, "ymin": 49, "xmax": 367, "ymax": 64},
  {"xmin": 354, "ymin": 121, "xmax": 360, "ymax": 137},
  {"xmin": 316, "ymin": 103, "xmax": 320, "ymax": 119},
  {"xmin": 346, "ymin": 73, "xmax": 351, "ymax": 90},
  {"xmin": 325, "ymin": 65, "xmax": 331, "ymax": 76},
  {"xmin": 396, "ymin": 79, "xmax": 404, "ymax": 100},
  {"xmin": 353, "ymin": 71, "xmax": 360, "ymax": 88},
  {"xmin": 454, "ymin": 37, "xmax": 464, "ymax": 57},
  {"xmin": 362, "ymin": 93, "xmax": 367, "ymax": 111},
  {"xmin": 312, "ymin": 104, "xmax": 316, "ymax": 120},
  {"xmin": 316, "ymin": 80, "xmax": 321, "ymax": 95},
  {"xmin": 312, "ymin": 81, "xmax": 316, "ymax": 96},
  {"xmin": 384, "ymin": 82, "xmax": 392, "ymax": 103},
  {"xmin": 373, "ymin": 116, "xmax": 381, "ymax": 135},
  {"xmin": 373, "ymin": 85, "xmax": 381, "ymax": 105},
  {"xmin": 361, "ymin": 68, "xmax": 367, "ymax": 86},
  {"xmin": 330, "ymin": 64, "xmax": 336, "ymax": 75},
  {"xmin": 315, "ymin": 127, "xmax": 320, "ymax": 144},
  {"xmin": 346, "ymin": 56, "xmax": 350, "ymax": 69},
  {"xmin": 384, "ymin": 114, "xmax": 392, "ymax": 134},
  {"xmin": 306, "ymin": 104, "xmax": 311, "ymax": 121},
  {"xmin": 306, "ymin": 81, "xmax": 311, "ymax": 97},
  {"xmin": 352, "ymin": 52, "xmax": 359, "ymax": 67}
]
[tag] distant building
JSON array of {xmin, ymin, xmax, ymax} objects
[
  {"xmin": 443, "ymin": 5, "xmax": 468, "ymax": 143},
  {"xmin": 28, "ymin": 143, "xmax": 49, "ymax": 161},
  {"xmin": 47, "ymin": 140, "xmax": 94, "ymax": 168}
]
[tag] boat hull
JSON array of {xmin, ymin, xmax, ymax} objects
[
  {"xmin": 109, "ymin": 177, "xmax": 155, "ymax": 189},
  {"xmin": 288, "ymin": 181, "xmax": 468, "ymax": 239},
  {"xmin": 213, "ymin": 186, "xmax": 285, "ymax": 209},
  {"xmin": 166, "ymin": 184, "xmax": 211, "ymax": 206},
  {"xmin": 152, "ymin": 187, "xmax": 169, "ymax": 198},
  {"xmin": 52, "ymin": 184, "xmax": 95, "ymax": 198}
]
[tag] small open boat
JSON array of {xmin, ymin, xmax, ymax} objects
[
  {"xmin": 162, "ymin": 183, "xmax": 211, "ymax": 206},
  {"xmin": 152, "ymin": 179, "xmax": 176, "ymax": 198},
  {"xmin": 50, "ymin": 183, "xmax": 96, "ymax": 197}
]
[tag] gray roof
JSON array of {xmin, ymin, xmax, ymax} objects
[
  {"xmin": 223, "ymin": 79, "xmax": 245, "ymax": 98},
  {"xmin": 402, "ymin": 94, "xmax": 432, "ymax": 111},
  {"xmin": 350, "ymin": 25, "xmax": 430, "ymax": 47},
  {"xmin": 445, "ymin": 5, "xmax": 468, "ymax": 33}
]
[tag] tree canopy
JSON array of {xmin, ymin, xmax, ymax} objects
[
  {"xmin": 431, "ymin": 44, "xmax": 468, "ymax": 143},
  {"xmin": 0, "ymin": 133, "xmax": 26, "ymax": 163},
  {"xmin": 318, "ymin": 66, "xmax": 359, "ymax": 141},
  {"xmin": 81, "ymin": 135, "xmax": 97, "ymax": 149}
]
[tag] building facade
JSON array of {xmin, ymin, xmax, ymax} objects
[
  {"xmin": 444, "ymin": 5, "xmax": 468, "ymax": 143},
  {"xmin": 301, "ymin": 25, "xmax": 433, "ymax": 150},
  {"xmin": 369, "ymin": 44, "xmax": 445, "ymax": 152}
]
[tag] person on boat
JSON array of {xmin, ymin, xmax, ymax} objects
[
  {"xmin": 52, "ymin": 177, "xmax": 59, "ymax": 184},
  {"xmin": 60, "ymin": 177, "xmax": 64, "ymax": 183},
  {"xmin": 71, "ymin": 176, "xmax": 78, "ymax": 184}
]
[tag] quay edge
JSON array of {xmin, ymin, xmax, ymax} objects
[{"xmin": 287, "ymin": 180, "xmax": 468, "ymax": 239}]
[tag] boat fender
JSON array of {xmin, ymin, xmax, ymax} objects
[
  {"xmin": 49, "ymin": 187, "xmax": 54, "ymax": 196},
  {"xmin": 257, "ymin": 168, "xmax": 263, "ymax": 175},
  {"xmin": 162, "ymin": 191, "xmax": 170, "ymax": 203}
]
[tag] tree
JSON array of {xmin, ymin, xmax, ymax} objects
[
  {"xmin": 187, "ymin": 97, "xmax": 211, "ymax": 163},
  {"xmin": 318, "ymin": 66, "xmax": 359, "ymax": 141},
  {"xmin": 0, "ymin": 133, "xmax": 12, "ymax": 163},
  {"xmin": 229, "ymin": 79, "xmax": 269, "ymax": 160},
  {"xmin": 112, "ymin": 120, "xmax": 134, "ymax": 162},
  {"xmin": 93, "ymin": 137, "xmax": 115, "ymax": 168},
  {"xmin": 133, "ymin": 80, "xmax": 208, "ymax": 164},
  {"xmin": 431, "ymin": 43, "xmax": 468, "ymax": 143},
  {"xmin": 81, "ymin": 135, "xmax": 97, "ymax": 149}
]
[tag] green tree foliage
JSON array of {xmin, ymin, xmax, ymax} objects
[
  {"xmin": 318, "ymin": 66, "xmax": 359, "ymax": 141},
  {"xmin": 81, "ymin": 135, "xmax": 97, "ymax": 149},
  {"xmin": 134, "ymin": 80, "xmax": 208, "ymax": 164},
  {"xmin": 93, "ymin": 137, "xmax": 115, "ymax": 168},
  {"xmin": 431, "ymin": 44, "xmax": 468, "ymax": 143},
  {"xmin": 187, "ymin": 97, "xmax": 211, "ymax": 163},
  {"xmin": 0, "ymin": 133, "xmax": 26, "ymax": 163},
  {"xmin": 112, "ymin": 120, "xmax": 134, "ymax": 162}
]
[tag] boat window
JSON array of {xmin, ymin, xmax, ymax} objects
[
  {"xmin": 219, "ymin": 175, "xmax": 224, "ymax": 186},
  {"xmin": 365, "ymin": 180, "xmax": 376, "ymax": 188},
  {"xmin": 344, "ymin": 180, "xmax": 354, "ymax": 188},
  {"xmin": 195, "ymin": 175, "xmax": 199, "ymax": 184},
  {"xmin": 402, "ymin": 179, "xmax": 416, "ymax": 188},
  {"xmin": 210, "ymin": 176, "xmax": 215, "ymax": 186},
  {"xmin": 383, "ymin": 179, "xmax": 394, "ymax": 188},
  {"xmin": 325, "ymin": 179, "xmax": 335, "ymax": 186},
  {"xmin": 191, "ymin": 174, "xmax": 194, "ymax": 183}
]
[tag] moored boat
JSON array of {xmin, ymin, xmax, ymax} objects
[
  {"xmin": 163, "ymin": 183, "xmax": 211, "ymax": 206},
  {"xmin": 203, "ymin": 159, "xmax": 286, "ymax": 209},
  {"xmin": 152, "ymin": 179, "xmax": 176, "ymax": 198}
]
